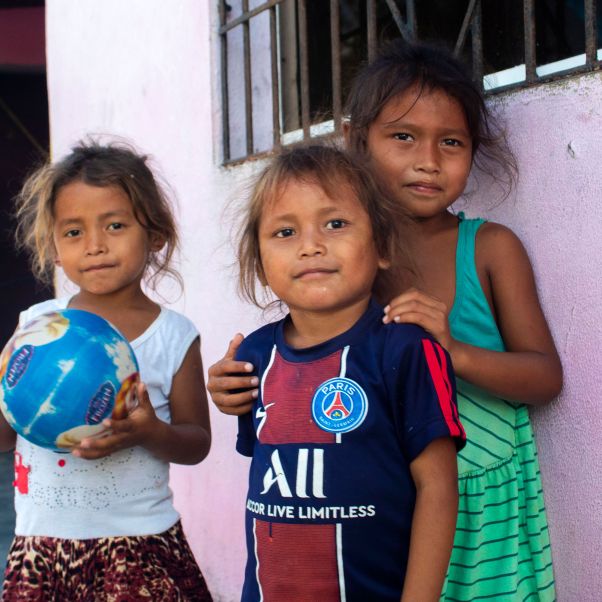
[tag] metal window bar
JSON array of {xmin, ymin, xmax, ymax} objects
[
  {"xmin": 269, "ymin": 6, "xmax": 281, "ymax": 149},
  {"xmin": 218, "ymin": 0, "xmax": 230, "ymax": 162},
  {"xmin": 454, "ymin": 0, "xmax": 478, "ymax": 58},
  {"xmin": 470, "ymin": 0, "xmax": 483, "ymax": 87},
  {"xmin": 384, "ymin": 0, "xmax": 413, "ymax": 42},
  {"xmin": 524, "ymin": 0, "xmax": 537, "ymax": 83},
  {"xmin": 367, "ymin": 0, "xmax": 377, "ymax": 62},
  {"xmin": 330, "ymin": 0, "xmax": 342, "ymax": 134},
  {"xmin": 585, "ymin": 0, "xmax": 598, "ymax": 66},
  {"xmin": 297, "ymin": 0, "xmax": 310, "ymax": 140},
  {"xmin": 406, "ymin": 0, "xmax": 417, "ymax": 36},
  {"xmin": 242, "ymin": 0, "xmax": 254, "ymax": 156},
  {"xmin": 219, "ymin": 0, "xmax": 602, "ymax": 164}
]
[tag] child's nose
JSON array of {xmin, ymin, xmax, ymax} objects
[
  {"xmin": 414, "ymin": 140, "xmax": 440, "ymax": 173},
  {"xmin": 85, "ymin": 231, "xmax": 107, "ymax": 255},
  {"xmin": 298, "ymin": 229, "xmax": 326, "ymax": 257}
]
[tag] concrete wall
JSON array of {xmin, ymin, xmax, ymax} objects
[{"xmin": 46, "ymin": 2, "xmax": 601, "ymax": 600}]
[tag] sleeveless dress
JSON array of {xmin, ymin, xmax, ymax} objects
[{"xmin": 440, "ymin": 215, "xmax": 556, "ymax": 601}]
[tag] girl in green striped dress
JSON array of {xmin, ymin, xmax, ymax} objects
[{"xmin": 349, "ymin": 42, "xmax": 562, "ymax": 601}]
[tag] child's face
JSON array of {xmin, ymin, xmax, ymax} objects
[
  {"xmin": 365, "ymin": 87, "xmax": 472, "ymax": 220},
  {"xmin": 258, "ymin": 178, "xmax": 388, "ymax": 317},
  {"xmin": 52, "ymin": 181, "xmax": 155, "ymax": 298}
]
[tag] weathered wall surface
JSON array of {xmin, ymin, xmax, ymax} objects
[{"xmin": 467, "ymin": 74, "xmax": 602, "ymax": 601}]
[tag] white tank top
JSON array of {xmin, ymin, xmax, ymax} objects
[{"xmin": 13, "ymin": 297, "xmax": 199, "ymax": 538}]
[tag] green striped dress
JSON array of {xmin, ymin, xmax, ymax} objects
[{"xmin": 440, "ymin": 215, "xmax": 556, "ymax": 601}]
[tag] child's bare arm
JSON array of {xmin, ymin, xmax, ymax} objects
[
  {"xmin": 207, "ymin": 333, "xmax": 258, "ymax": 415},
  {"xmin": 401, "ymin": 437, "xmax": 458, "ymax": 602},
  {"xmin": 385, "ymin": 225, "xmax": 562, "ymax": 404},
  {"xmin": 74, "ymin": 338, "xmax": 211, "ymax": 464}
]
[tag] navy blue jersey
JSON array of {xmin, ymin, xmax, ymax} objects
[{"xmin": 237, "ymin": 299, "xmax": 465, "ymax": 602}]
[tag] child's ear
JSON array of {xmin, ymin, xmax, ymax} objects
[
  {"xmin": 378, "ymin": 256, "xmax": 391, "ymax": 271},
  {"xmin": 149, "ymin": 233, "xmax": 166, "ymax": 252},
  {"xmin": 342, "ymin": 120, "xmax": 351, "ymax": 146}
]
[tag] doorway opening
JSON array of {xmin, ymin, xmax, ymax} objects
[{"xmin": 0, "ymin": 0, "xmax": 51, "ymax": 565}]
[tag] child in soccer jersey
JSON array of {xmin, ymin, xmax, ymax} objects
[
  {"xmin": 0, "ymin": 141, "xmax": 212, "ymax": 601},
  {"xmin": 233, "ymin": 145, "xmax": 465, "ymax": 602}
]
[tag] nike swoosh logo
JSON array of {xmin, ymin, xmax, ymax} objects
[
  {"xmin": 256, "ymin": 403, "xmax": 275, "ymax": 420},
  {"xmin": 256, "ymin": 403, "xmax": 275, "ymax": 437}
]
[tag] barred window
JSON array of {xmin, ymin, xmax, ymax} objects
[{"xmin": 218, "ymin": 0, "xmax": 601, "ymax": 164}]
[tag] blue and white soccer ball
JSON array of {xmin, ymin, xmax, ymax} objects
[{"xmin": 0, "ymin": 309, "xmax": 139, "ymax": 452}]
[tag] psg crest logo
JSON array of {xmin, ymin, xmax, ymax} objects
[{"xmin": 311, "ymin": 377, "xmax": 368, "ymax": 434}]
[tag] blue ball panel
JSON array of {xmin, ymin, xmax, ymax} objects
[{"xmin": 0, "ymin": 309, "xmax": 139, "ymax": 451}]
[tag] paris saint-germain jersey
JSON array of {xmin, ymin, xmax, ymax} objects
[{"xmin": 237, "ymin": 299, "xmax": 465, "ymax": 602}]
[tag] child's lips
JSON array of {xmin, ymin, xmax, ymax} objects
[
  {"xmin": 83, "ymin": 263, "xmax": 115, "ymax": 272},
  {"xmin": 406, "ymin": 181, "xmax": 442, "ymax": 194},
  {"xmin": 294, "ymin": 267, "xmax": 337, "ymax": 280}
]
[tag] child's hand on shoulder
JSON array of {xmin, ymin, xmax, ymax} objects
[
  {"xmin": 71, "ymin": 382, "xmax": 159, "ymax": 460},
  {"xmin": 383, "ymin": 288, "xmax": 454, "ymax": 352}
]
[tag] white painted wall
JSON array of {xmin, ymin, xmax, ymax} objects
[{"xmin": 46, "ymin": 2, "xmax": 602, "ymax": 600}]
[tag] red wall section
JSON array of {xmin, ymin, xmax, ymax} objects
[{"xmin": 0, "ymin": 8, "xmax": 45, "ymax": 68}]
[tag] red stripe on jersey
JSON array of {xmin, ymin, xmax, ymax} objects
[
  {"xmin": 259, "ymin": 350, "xmax": 341, "ymax": 444},
  {"xmin": 433, "ymin": 343, "xmax": 464, "ymax": 436},
  {"xmin": 255, "ymin": 520, "xmax": 340, "ymax": 601},
  {"xmin": 421, "ymin": 339, "xmax": 464, "ymax": 438}
]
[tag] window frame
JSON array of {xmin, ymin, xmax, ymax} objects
[{"xmin": 218, "ymin": 0, "xmax": 601, "ymax": 165}]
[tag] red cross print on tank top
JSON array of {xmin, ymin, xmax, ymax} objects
[{"xmin": 13, "ymin": 451, "xmax": 30, "ymax": 494}]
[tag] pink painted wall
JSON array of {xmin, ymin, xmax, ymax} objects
[
  {"xmin": 466, "ymin": 74, "xmax": 602, "ymax": 600},
  {"xmin": 45, "ymin": 2, "xmax": 601, "ymax": 599}
]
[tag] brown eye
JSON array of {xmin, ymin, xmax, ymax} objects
[
  {"xmin": 326, "ymin": 219, "xmax": 347, "ymax": 230},
  {"xmin": 275, "ymin": 228, "xmax": 294, "ymax": 238}
]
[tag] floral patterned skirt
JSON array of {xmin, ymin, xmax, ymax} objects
[{"xmin": 2, "ymin": 521, "xmax": 212, "ymax": 601}]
